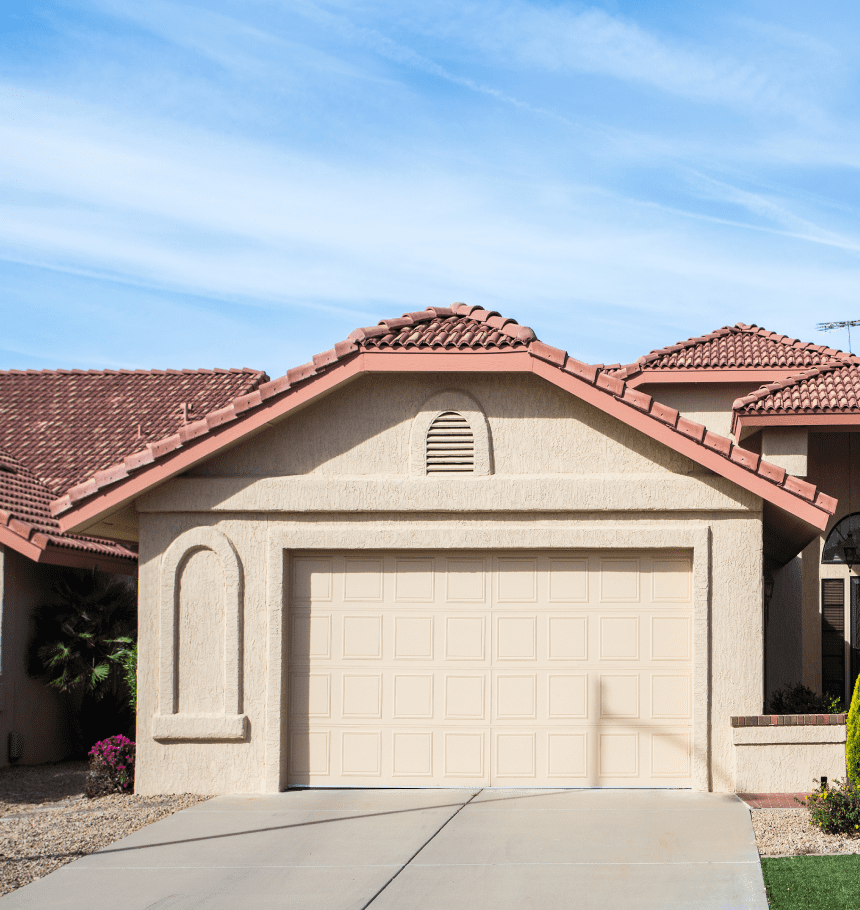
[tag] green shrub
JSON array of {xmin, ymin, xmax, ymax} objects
[
  {"xmin": 768, "ymin": 682, "xmax": 845, "ymax": 715},
  {"xmin": 847, "ymin": 675, "xmax": 860, "ymax": 786},
  {"xmin": 116, "ymin": 642, "xmax": 138, "ymax": 714},
  {"xmin": 805, "ymin": 778, "xmax": 860, "ymax": 836},
  {"xmin": 28, "ymin": 568, "xmax": 137, "ymax": 751},
  {"xmin": 28, "ymin": 568, "xmax": 136, "ymax": 702}
]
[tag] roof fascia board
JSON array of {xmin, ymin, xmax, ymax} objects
[
  {"xmin": 734, "ymin": 413, "xmax": 860, "ymax": 435},
  {"xmin": 628, "ymin": 369, "xmax": 806, "ymax": 387},
  {"xmin": 38, "ymin": 545, "xmax": 137, "ymax": 575},
  {"xmin": 530, "ymin": 359, "xmax": 829, "ymax": 531},
  {"xmin": 0, "ymin": 524, "xmax": 45, "ymax": 561},
  {"xmin": 56, "ymin": 347, "xmax": 832, "ymax": 537},
  {"xmin": 0, "ymin": 521, "xmax": 136, "ymax": 570}
]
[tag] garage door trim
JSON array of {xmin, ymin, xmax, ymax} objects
[{"xmin": 263, "ymin": 524, "xmax": 710, "ymax": 792}]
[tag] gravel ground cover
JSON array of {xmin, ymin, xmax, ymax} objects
[
  {"xmin": 753, "ymin": 807, "xmax": 860, "ymax": 857},
  {"xmin": 0, "ymin": 760, "xmax": 208, "ymax": 896}
]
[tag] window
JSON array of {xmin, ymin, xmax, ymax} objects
[
  {"xmin": 822, "ymin": 579, "xmax": 846, "ymax": 700},
  {"xmin": 425, "ymin": 411, "xmax": 474, "ymax": 473}
]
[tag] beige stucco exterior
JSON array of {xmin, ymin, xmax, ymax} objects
[
  {"xmin": 0, "ymin": 547, "xmax": 73, "ymax": 766},
  {"xmin": 762, "ymin": 429, "xmax": 808, "ymax": 479},
  {"xmin": 733, "ymin": 725, "xmax": 846, "ymax": 792},
  {"xmin": 126, "ymin": 372, "xmax": 777, "ymax": 795},
  {"xmin": 635, "ymin": 383, "xmax": 762, "ymax": 440}
]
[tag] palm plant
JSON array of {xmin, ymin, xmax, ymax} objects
[{"xmin": 28, "ymin": 568, "xmax": 137, "ymax": 706}]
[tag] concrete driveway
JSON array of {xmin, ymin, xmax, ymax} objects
[{"xmin": 2, "ymin": 789, "xmax": 767, "ymax": 910}]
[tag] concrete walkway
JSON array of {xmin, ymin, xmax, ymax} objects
[{"xmin": 2, "ymin": 789, "xmax": 767, "ymax": 910}]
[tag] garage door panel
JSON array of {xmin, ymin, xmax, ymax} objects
[
  {"xmin": 394, "ymin": 558, "xmax": 435, "ymax": 602},
  {"xmin": 599, "ymin": 558, "xmax": 641, "ymax": 602},
  {"xmin": 288, "ymin": 551, "xmax": 693, "ymax": 787},
  {"xmin": 650, "ymin": 614, "xmax": 693, "ymax": 661},
  {"xmin": 496, "ymin": 557, "xmax": 539, "ymax": 603},
  {"xmin": 547, "ymin": 558, "xmax": 589, "ymax": 603},
  {"xmin": 652, "ymin": 559, "xmax": 693, "ymax": 602},
  {"xmin": 444, "ymin": 558, "xmax": 489, "ymax": 603}
]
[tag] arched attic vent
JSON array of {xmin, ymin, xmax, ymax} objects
[
  {"xmin": 409, "ymin": 390, "xmax": 491, "ymax": 476},
  {"xmin": 426, "ymin": 411, "xmax": 475, "ymax": 473}
]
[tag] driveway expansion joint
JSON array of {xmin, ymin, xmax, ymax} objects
[{"xmin": 360, "ymin": 789, "xmax": 482, "ymax": 910}]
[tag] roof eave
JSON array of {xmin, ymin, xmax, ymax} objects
[
  {"xmin": 763, "ymin": 500, "xmax": 822, "ymax": 570},
  {"xmin": 530, "ymin": 359, "xmax": 831, "ymax": 532},
  {"xmin": 0, "ymin": 522, "xmax": 45, "ymax": 562},
  {"xmin": 0, "ymin": 522, "xmax": 136, "ymax": 572},
  {"xmin": 733, "ymin": 412, "xmax": 860, "ymax": 436},
  {"xmin": 55, "ymin": 343, "xmax": 834, "ymax": 538}
]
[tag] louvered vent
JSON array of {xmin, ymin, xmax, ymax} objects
[{"xmin": 426, "ymin": 411, "xmax": 474, "ymax": 473}]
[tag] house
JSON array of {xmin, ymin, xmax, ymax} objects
[
  {"xmin": 610, "ymin": 325, "xmax": 860, "ymax": 707},
  {"xmin": 0, "ymin": 366, "xmax": 267, "ymax": 765},
  {"xmin": 50, "ymin": 306, "xmax": 854, "ymax": 794}
]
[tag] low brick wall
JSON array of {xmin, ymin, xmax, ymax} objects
[
  {"xmin": 732, "ymin": 715, "xmax": 846, "ymax": 793},
  {"xmin": 731, "ymin": 714, "xmax": 847, "ymax": 727}
]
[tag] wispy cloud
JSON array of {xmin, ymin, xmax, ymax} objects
[
  {"xmin": 310, "ymin": 0, "xmax": 817, "ymax": 117},
  {"xmin": 2, "ymin": 2, "xmax": 860, "ymax": 370}
]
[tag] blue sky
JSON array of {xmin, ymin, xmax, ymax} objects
[{"xmin": 3, "ymin": 1, "xmax": 860, "ymax": 374}]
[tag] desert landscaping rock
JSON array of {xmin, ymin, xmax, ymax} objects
[
  {"xmin": 752, "ymin": 807, "xmax": 860, "ymax": 857},
  {"xmin": 0, "ymin": 761, "xmax": 207, "ymax": 896}
]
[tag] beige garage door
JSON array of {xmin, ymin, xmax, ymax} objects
[{"xmin": 288, "ymin": 552, "xmax": 693, "ymax": 787}]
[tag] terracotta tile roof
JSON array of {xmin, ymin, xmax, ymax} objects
[
  {"xmin": 0, "ymin": 449, "xmax": 136, "ymax": 563},
  {"xmin": 733, "ymin": 356, "xmax": 860, "ymax": 416},
  {"xmin": 350, "ymin": 305, "xmax": 535, "ymax": 350},
  {"xmin": 0, "ymin": 367, "xmax": 268, "ymax": 494},
  {"xmin": 51, "ymin": 304, "xmax": 836, "ymax": 530},
  {"xmin": 612, "ymin": 324, "xmax": 842, "ymax": 380}
]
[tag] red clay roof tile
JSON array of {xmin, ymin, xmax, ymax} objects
[
  {"xmin": 613, "ymin": 324, "xmax": 842, "ymax": 379},
  {"xmin": 0, "ymin": 450, "xmax": 135, "ymax": 562},
  {"xmin": 0, "ymin": 366, "xmax": 266, "ymax": 565},
  {"xmin": 355, "ymin": 305, "xmax": 535, "ymax": 351},
  {"xmin": 734, "ymin": 357, "xmax": 860, "ymax": 416},
  {"xmin": 0, "ymin": 367, "xmax": 267, "ymax": 494}
]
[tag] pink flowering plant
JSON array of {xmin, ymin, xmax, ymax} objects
[{"xmin": 88, "ymin": 734, "xmax": 135, "ymax": 794}]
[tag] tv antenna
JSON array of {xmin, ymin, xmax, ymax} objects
[{"xmin": 817, "ymin": 319, "xmax": 860, "ymax": 354}]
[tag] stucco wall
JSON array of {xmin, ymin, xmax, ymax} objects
[
  {"xmin": 133, "ymin": 372, "xmax": 766, "ymax": 794},
  {"xmin": 766, "ymin": 557, "xmax": 803, "ymax": 704},
  {"xmin": 134, "ymin": 511, "xmax": 762, "ymax": 794},
  {"xmin": 189, "ymin": 373, "xmax": 705, "ymax": 478},
  {"xmin": 0, "ymin": 547, "xmax": 73, "ymax": 766},
  {"xmin": 636, "ymin": 384, "xmax": 762, "ymax": 440},
  {"xmin": 733, "ymin": 725, "xmax": 846, "ymax": 792}
]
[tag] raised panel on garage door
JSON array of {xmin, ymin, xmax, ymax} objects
[{"xmin": 287, "ymin": 551, "xmax": 693, "ymax": 787}]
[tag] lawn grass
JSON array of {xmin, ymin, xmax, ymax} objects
[{"xmin": 761, "ymin": 855, "xmax": 860, "ymax": 909}]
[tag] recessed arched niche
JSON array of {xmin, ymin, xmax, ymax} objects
[{"xmin": 153, "ymin": 527, "xmax": 248, "ymax": 742}]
